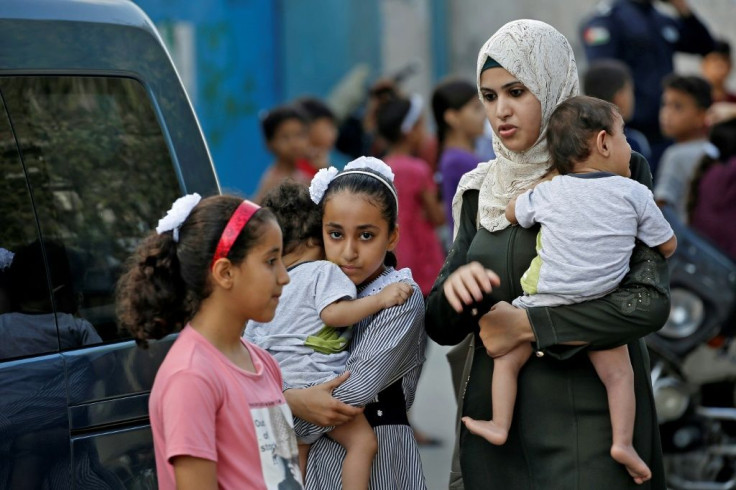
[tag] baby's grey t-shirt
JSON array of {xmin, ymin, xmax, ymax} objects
[
  {"xmin": 244, "ymin": 260, "xmax": 357, "ymax": 389},
  {"xmin": 513, "ymin": 172, "xmax": 674, "ymax": 308}
]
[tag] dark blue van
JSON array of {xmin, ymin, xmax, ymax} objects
[{"xmin": 0, "ymin": 1, "xmax": 218, "ymax": 487}]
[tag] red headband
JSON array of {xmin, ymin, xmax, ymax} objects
[{"xmin": 211, "ymin": 200, "xmax": 260, "ymax": 269}]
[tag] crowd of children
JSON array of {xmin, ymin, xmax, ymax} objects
[{"xmin": 253, "ymin": 28, "xmax": 736, "ymax": 258}]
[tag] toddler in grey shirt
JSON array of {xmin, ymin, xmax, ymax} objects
[{"xmin": 462, "ymin": 96, "xmax": 676, "ymax": 485}]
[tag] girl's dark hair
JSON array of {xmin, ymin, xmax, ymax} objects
[
  {"xmin": 260, "ymin": 105, "xmax": 308, "ymax": 142},
  {"xmin": 320, "ymin": 168, "xmax": 399, "ymax": 268},
  {"xmin": 582, "ymin": 59, "xmax": 632, "ymax": 103},
  {"xmin": 431, "ymin": 79, "xmax": 478, "ymax": 147},
  {"xmin": 116, "ymin": 195, "xmax": 275, "ymax": 347},
  {"xmin": 687, "ymin": 117, "xmax": 736, "ymax": 220},
  {"xmin": 261, "ymin": 180, "xmax": 322, "ymax": 255},
  {"xmin": 376, "ymin": 97, "xmax": 412, "ymax": 144},
  {"xmin": 546, "ymin": 95, "xmax": 619, "ymax": 174}
]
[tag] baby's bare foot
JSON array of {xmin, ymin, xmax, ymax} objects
[
  {"xmin": 611, "ymin": 443, "xmax": 652, "ymax": 484},
  {"xmin": 461, "ymin": 417, "xmax": 508, "ymax": 445}
]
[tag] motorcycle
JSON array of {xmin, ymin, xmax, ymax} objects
[{"xmin": 647, "ymin": 206, "xmax": 736, "ymax": 489}]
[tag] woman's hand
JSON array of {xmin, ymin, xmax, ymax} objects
[
  {"xmin": 478, "ymin": 301, "xmax": 535, "ymax": 357},
  {"xmin": 284, "ymin": 372, "xmax": 363, "ymax": 426},
  {"xmin": 443, "ymin": 262, "xmax": 501, "ymax": 312}
]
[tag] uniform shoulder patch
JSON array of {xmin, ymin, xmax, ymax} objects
[
  {"xmin": 661, "ymin": 25, "xmax": 680, "ymax": 43},
  {"xmin": 583, "ymin": 26, "xmax": 611, "ymax": 46}
]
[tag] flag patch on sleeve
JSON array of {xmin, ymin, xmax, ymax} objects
[{"xmin": 584, "ymin": 26, "xmax": 610, "ymax": 46}]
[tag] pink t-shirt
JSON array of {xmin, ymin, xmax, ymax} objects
[
  {"xmin": 149, "ymin": 325, "xmax": 303, "ymax": 490},
  {"xmin": 385, "ymin": 154, "xmax": 445, "ymax": 295}
]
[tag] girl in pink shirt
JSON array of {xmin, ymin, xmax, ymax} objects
[{"xmin": 116, "ymin": 194, "xmax": 300, "ymax": 490}]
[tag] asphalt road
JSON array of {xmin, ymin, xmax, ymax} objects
[{"xmin": 414, "ymin": 341, "xmax": 458, "ymax": 490}]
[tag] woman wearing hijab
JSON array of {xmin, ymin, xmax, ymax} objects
[{"xmin": 425, "ymin": 20, "xmax": 667, "ymax": 490}]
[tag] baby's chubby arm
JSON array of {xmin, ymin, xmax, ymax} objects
[
  {"xmin": 320, "ymin": 282, "xmax": 414, "ymax": 327},
  {"xmin": 505, "ymin": 171, "xmax": 557, "ymax": 226},
  {"xmin": 657, "ymin": 234, "xmax": 677, "ymax": 259},
  {"xmin": 505, "ymin": 196, "xmax": 519, "ymax": 224}
]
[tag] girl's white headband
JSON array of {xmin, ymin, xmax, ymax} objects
[
  {"xmin": 309, "ymin": 156, "xmax": 398, "ymax": 212},
  {"xmin": 400, "ymin": 93, "xmax": 424, "ymax": 134}
]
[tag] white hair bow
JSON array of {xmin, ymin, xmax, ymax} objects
[{"xmin": 156, "ymin": 193, "xmax": 202, "ymax": 242}]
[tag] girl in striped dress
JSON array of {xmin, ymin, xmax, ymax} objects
[{"xmin": 284, "ymin": 157, "xmax": 428, "ymax": 489}]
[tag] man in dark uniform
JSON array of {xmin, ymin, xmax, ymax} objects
[{"xmin": 580, "ymin": 0, "xmax": 714, "ymax": 175}]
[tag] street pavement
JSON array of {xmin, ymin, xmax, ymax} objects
[{"xmin": 414, "ymin": 341, "xmax": 458, "ymax": 490}]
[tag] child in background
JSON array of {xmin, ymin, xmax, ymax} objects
[
  {"xmin": 431, "ymin": 78, "xmax": 485, "ymax": 235},
  {"xmin": 688, "ymin": 117, "xmax": 736, "ymax": 260},
  {"xmin": 294, "ymin": 97, "xmax": 339, "ymax": 174},
  {"xmin": 245, "ymin": 180, "xmax": 413, "ymax": 490},
  {"xmin": 253, "ymin": 105, "xmax": 311, "ymax": 203},
  {"xmin": 583, "ymin": 59, "xmax": 651, "ymax": 161},
  {"xmin": 462, "ymin": 96, "xmax": 676, "ymax": 485},
  {"xmin": 701, "ymin": 40, "xmax": 736, "ymax": 104},
  {"xmin": 376, "ymin": 95, "xmax": 445, "ymax": 296},
  {"xmin": 116, "ymin": 194, "xmax": 302, "ymax": 489},
  {"xmin": 654, "ymin": 75, "xmax": 712, "ymax": 222}
]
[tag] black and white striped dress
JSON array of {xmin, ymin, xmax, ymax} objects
[{"xmin": 296, "ymin": 267, "xmax": 428, "ymax": 489}]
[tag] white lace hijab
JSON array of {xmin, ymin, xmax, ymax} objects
[{"xmin": 452, "ymin": 19, "xmax": 580, "ymax": 236}]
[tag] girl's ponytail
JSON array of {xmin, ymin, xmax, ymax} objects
[
  {"xmin": 116, "ymin": 232, "xmax": 188, "ymax": 347},
  {"xmin": 686, "ymin": 154, "xmax": 717, "ymax": 223}
]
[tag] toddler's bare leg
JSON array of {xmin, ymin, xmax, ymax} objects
[
  {"xmin": 462, "ymin": 342, "xmax": 533, "ymax": 445},
  {"xmin": 297, "ymin": 443, "xmax": 310, "ymax": 480},
  {"xmin": 589, "ymin": 346, "xmax": 652, "ymax": 484},
  {"xmin": 328, "ymin": 413, "xmax": 377, "ymax": 490}
]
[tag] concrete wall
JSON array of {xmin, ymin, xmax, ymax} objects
[
  {"xmin": 133, "ymin": 0, "xmax": 281, "ymax": 196},
  {"xmin": 380, "ymin": 0, "xmax": 434, "ymax": 101}
]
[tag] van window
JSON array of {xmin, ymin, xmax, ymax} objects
[
  {"xmin": 0, "ymin": 76, "xmax": 182, "ymax": 345},
  {"xmin": 0, "ymin": 95, "xmax": 63, "ymax": 361}
]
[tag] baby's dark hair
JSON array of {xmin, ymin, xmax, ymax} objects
[
  {"xmin": 116, "ymin": 195, "xmax": 275, "ymax": 347},
  {"xmin": 260, "ymin": 105, "xmax": 308, "ymax": 142},
  {"xmin": 261, "ymin": 180, "xmax": 322, "ymax": 255},
  {"xmin": 547, "ymin": 95, "xmax": 620, "ymax": 174},
  {"xmin": 376, "ymin": 97, "xmax": 412, "ymax": 144},
  {"xmin": 432, "ymin": 78, "xmax": 478, "ymax": 147},
  {"xmin": 662, "ymin": 74, "xmax": 712, "ymax": 110},
  {"xmin": 687, "ymin": 117, "xmax": 736, "ymax": 220},
  {"xmin": 294, "ymin": 97, "xmax": 336, "ymax": 123},
  {"xmin": 320, "ymin": 167, "xmax": 399, "ymax": 268},
  {"xmin": 583, "ymin": 59, "xmax": 632, "ymax": 103}
]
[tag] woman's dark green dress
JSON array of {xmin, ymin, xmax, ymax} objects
[{"xmin": 425, "ymin": 154, "xmax": 668, "ymax": 490}]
